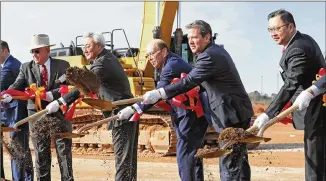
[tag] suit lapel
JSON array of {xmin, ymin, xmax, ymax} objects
[
  {"xmin": 31, "ymin": 62, "xmax": 41, "ymax": 86},
  {"xmin": 48, "ymin": 57, "xmax": 57, "ymax": 89}
]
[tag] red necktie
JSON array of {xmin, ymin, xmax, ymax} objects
[
  {"xmin": 41, "ymin": 64, "xmax": 48, "ymax": 88},
  {"xmin": 282, "ymin": 46, "xmax": 286, "ymax": 54}
]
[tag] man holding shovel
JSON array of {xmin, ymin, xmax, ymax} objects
[
  {"xmin": 0, "ymin": 40, "xmax": 32, "ymax": 181},
  {"xmin": 253, "ymin": 9, "xmax": 326, "ymax": 181},
  {"xmin": 46, "ymin": 32, "xmax": 138, "ymax": 181},
  {"xmin": 118, "ymin": 39, "xmax": 210, "ymax": 181},
  {"xmin": 141, "ymin": 20, "xmax": 254, "ymax": 181},
  {"xmin": 2, "ymin": 34, "xmax": 74, "ymax": 181}
]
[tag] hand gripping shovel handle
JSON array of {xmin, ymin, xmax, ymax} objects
[
  {"xmin": 0, "ymin": 96, "xmax": 30, "ymax": 101},
  {"xmin": 112, "ymin": 97, "xmax": 144, "ymax": 106},
  {"xmin": 13, "ymin": 109, "xmax": 48, "ymax": 130},
  {"xmin": 257, "ymin": 104, "xmax": 298, "ymax": 137},
  {"xmin": 77, "ymin": 115, "xmax": 119, "ymax": 134}
]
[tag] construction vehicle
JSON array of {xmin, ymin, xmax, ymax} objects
[{"xmin": 50, "ymin": 1, "xmax": 254, "ymax": 156}]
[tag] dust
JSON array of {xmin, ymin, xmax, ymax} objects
[{"xmin": 66, "ymin": 66, "xmax": 100, "ymax": 95}]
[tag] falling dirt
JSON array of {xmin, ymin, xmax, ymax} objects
[
  {"xmin": 31, "ymin": 115, "xmax": 68, "ymax": 140},
  {"xmin": 66, "ymin": 66, "xmax": 100, "ymax": 95}
]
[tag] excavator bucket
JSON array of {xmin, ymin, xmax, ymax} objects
[
  {"xmin": 54, "ymin": 132, "xmax": 87, "ymax": 139},
  {"xmin": 195, "ymin": 148, "xmax": 233, "ymax": 159},
  {"xmin": 82, "ymin": 98, "xmax": 117, "ymax": 111}
]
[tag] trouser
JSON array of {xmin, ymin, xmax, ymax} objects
[
  {"xmin": 304, "ymin": 135, "xmax": 326, "ymax": 181},
  {"xmin": 28, "ymin": 110, "xmax": 74, "ymax": 181},
  {"xmin": 1, "ymin": 131, "xmax": 4, "ymax": 179},
  {"xmin": 111, "ymin": 120, "xmax": 139, "ymax": 181},
  {"xmin": 219, "ymin": 120, "xmax": 251, "ymax": 181},
  {"xmin": 172, "ymin": 111, "xmax": 208, "ymax": 181}
]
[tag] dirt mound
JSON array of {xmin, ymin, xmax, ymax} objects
[{"xmin": 66, "ymin": 66, "xmax": 100, "ymax": 95}]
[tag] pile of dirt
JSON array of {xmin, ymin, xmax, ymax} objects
[
  {"xmin": 218, "ymin": 127, "xmax": 252, "ymax": 142},
  {"xmin": 5, "ymin": 136, "xmax": 33, "ymax": 170},
  {"xmin": 66, "ymin": 66, "xmax": 100, "ymax": 95},
  {"xmin": 31, "ymin": 115, "xmax": 68, "ymax": 140}
]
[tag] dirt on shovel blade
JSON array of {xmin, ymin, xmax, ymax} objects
[
  {"xmin": 218, "ymin": 127, "xmax": 253, "ymax": 142},
  {"xmin": 31, "ymin": 115, "xmax": 68, "ymax": 140},
  {"xmin": 195, "ymin": 147, "xmax": 231, "ymax": 159}
]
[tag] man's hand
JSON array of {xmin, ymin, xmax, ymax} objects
[
  {"xmin": 118, "ymin": 106, "xmax": 135, "ymax": 120},
  {"xmin": 143, "ymin": 88, "xmax": 167, "ymax": 104},
  {"xmin": 294, "ymin": 90, "xmax": 314, "ymax": 111},
  {"xmin": 45, "ymin": 100, "xmax": 60, "ymax": 114},
  {"xmin": 1, "ymin": 94, "xmax": 12, "ymax": 103},
  {"xmin": 253, "ymin": 113, "xmax": 270, "ymax": 129},
  {"xmin": 44, "ymin": 91, "xmax": 54, "ymax": 102}
]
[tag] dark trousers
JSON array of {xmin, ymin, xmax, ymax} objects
[
  {"xmin": 1, "ymin": 131, "xmax": 4, "ymax": 179},
  {"xmin": 304, "ymin": 135, "xmax": 326, "ymax": 181},
  {"xmin": 219, "ymin": 120, "xmax": 251, "ymax": 181},
  {"xmin": 28, "ymin": 110, "xmax": 73, "ymax": 181},
  {"xmin": 111, "ymin": 120, "xmax": 139, "ymax": 181}
]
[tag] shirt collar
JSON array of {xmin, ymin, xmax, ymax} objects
[
  {"xmin": 40, "ymin": 57, "xmax": 51, "ymax": 67},
  {"xmin": 1, "ymin": 54, "xmax": 11, "ymax": 67}
]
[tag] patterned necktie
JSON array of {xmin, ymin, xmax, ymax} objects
[{"xmin": 41, "ymin": 64, "xmax": 48, "ymax": 88}]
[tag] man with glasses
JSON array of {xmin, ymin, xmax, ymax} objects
[
  {"xmin": 2, "ymin": 34, "xmax": 74, "ymax": 181},
  {"xmin": 46, "ymin": 32, "xmax": 138, "ymax": 181},
  {"xmin": 253, "ymin": 9, "xmax": 326, "ymax": 181},
  {"xmin": 118, "ymin": 39, "xmax": 210, "ymax": 181}
]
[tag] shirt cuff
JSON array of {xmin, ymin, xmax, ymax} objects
[
  {"xmin": 58, "ymin": 97, "xmax": 67, "ymax": 106},
  {"xmin": 132, "ymin": 103, "xmax": 143, "ymax": 114},
  {"xmin": 310, "ymin": 85, "xmax": 322, "ymax": 97},
  {"xmin": 158, "ymin": 88, "xmax": 168, "ymax": 99}
]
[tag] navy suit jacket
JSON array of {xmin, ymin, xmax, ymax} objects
[
  {"xmin": 0, "ymin": 55, "xmax": 27, "ymax": 124},
  {"xmin": 137, "ymin": 52, "xmax": 211, "ymax": 121}
]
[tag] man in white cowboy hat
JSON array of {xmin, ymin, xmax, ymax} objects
[{"xmin": 1, "ymin": 34, "xmax": 75, "ymax": 181}]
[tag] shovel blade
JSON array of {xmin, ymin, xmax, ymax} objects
[
  {"xmin": 82, "ymin": 98, "xmax": 116, "ymax": 111},
  {"xmin": 1, "ymin": 127, "xmax": 19, "ymax": 132},
  {"xmin": 54, "ymin": 132, "xmax": 86, "ymax": 139},
  {"xmin": 238, "ymin": 136, "xmax": 271, "ymax": 144},
  {"xmin": 195, "ymin": 148, "xmax": 232, "ymax": 159}
]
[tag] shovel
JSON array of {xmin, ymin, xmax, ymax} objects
[
  {"xmin": 12, "ymin": 109, "xmax": 85, "ymax": 139},
  {"xmin": 82, "ymin": 97, "xmax": 144, "ymax": 111}
]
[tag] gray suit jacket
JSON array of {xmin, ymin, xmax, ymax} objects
[
  {"xmin": 62, "ymin": 49, "xmax": 133, "ymax": 127},
  {"xmin": 9, "ymin": 57, "xmax": 70, "ymax": 117},
  {"xmin": 163, "ymin": 43, "xmax": 254, "ymax": 129}
]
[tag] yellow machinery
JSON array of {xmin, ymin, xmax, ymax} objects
[{"xmin": 50, "ymin": 2, "xmax": 223, "ymax": 156}]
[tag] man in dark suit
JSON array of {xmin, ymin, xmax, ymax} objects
[
  {"xmin": 46, "ymin": 32, "xmax": 138, "ymax": 181},
  {"xmin": 2, "ymin": 34, "xmax": 74, "ymax": 181},
  {"xmin": 141, "ymin": 20, "xmax": 254, "ymax": 181},
  {"xmin": 118, "ymin": 39, "xmax": 209, "ymax": 181},
  {"xmin": 253, "ymin": 9, "xmax": 326, "ymax": 181},
  {"xmin": 0, "ymin": 40, "xmax": 32, "ymax": 181}
]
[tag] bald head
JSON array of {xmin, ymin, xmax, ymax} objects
[{"xmin": 145, "ymin": 39, "xmax": 169, "ymax": 68}]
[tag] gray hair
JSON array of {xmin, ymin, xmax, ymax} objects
[
  {"xmin": 185, "ymin": 20, "xmax": 212, "ymax": 39},
  {"xmin": 83, "ymin": 32, "xmax": 106, "ymax": 47}
]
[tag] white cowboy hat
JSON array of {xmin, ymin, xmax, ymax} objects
[{"xmin": 30, "ymin": 34, "xmax": 56, "ymax": 50}]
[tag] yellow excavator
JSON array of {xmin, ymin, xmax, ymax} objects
[{"xmin": 50, "ymin": 2, "xmax": 247, "ymax": 156}]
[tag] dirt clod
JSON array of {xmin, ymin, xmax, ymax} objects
[{"xmin": 66, "ymin": 66, "xmax": 100, "ymax": 95}]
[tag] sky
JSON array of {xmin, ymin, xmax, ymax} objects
[{"xmin": 1, "ymin": 2, "xmax": 325, "ymax": 96}]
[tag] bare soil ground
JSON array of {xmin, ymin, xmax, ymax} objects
[{"xmin": 2, "ymin": 122, "xmax": 305, "ymax": 181}]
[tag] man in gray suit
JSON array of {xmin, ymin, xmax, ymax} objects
[
  {"xmin": 46, "ymin": 32, "xmax": 138, "ymax": 181},
  {"xmin": 2, "ymin": 34, "xmax": 74, "ymax": 181}
]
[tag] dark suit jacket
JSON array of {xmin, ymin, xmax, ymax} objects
[
  {"xmin": 162, "ymin": 43, "xmax": 254, "ymax": 129},
  {"xmin": 315, "ymin": 75, "xmax": 326, "ymax": 94},
  {"xmin": 62, "ymin": 48, "xmax": 133, "ymax": 127},
  {"xmin": 265, "ymin": 31, "xmax": 326, "ymax": 137},
  {"xmin": 9, "ymin": 57, "xmax": 70, "ymax": 118},
  {"xmin": 0, "ymin": 55, "xmax": 28, "ymax": 125}
]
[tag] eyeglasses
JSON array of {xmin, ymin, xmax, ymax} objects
[
  {"xmin": 30, "ymin": 49, "xmax": 40, "ymax": 54},
  {"xmin": 145, "ymin": 49, "xmax": 161, "ymax": 59},
  {"xmin": 267, "ymin": 24, "xmax": 289, "ymax": 33}
]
